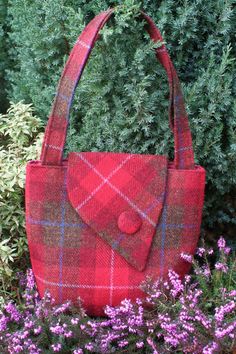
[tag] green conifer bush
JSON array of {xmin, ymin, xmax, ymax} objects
[
  {"xmin": 3, "ymin": 0, "xmax": 236, "ymax": 231},
  {"xmin": 0, "ymin": 0, "xmax": 9, "ymax": 113}
]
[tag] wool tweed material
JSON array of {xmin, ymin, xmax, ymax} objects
[{"xmin": 25, "ymin": 9, "xmax": 206, "ymax": 316}]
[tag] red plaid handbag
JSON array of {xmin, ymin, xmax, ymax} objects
[{"xmin": 25, "ymin": 9, "xmax": 206, "ymax": 316}]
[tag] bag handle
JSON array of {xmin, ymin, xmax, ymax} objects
[{"xmin": 40, "ymin": 8, "xmax": 195, "ymax": 169}]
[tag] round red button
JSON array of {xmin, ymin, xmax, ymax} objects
[{"xmin": 118, "ymin": 210, "xmax": 142, "ymax": 234}]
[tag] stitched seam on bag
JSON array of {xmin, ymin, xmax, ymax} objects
[
  {"xmin": 58, "ymin": 172, "xmax": 67, "ymax": 301},
  {"xmin": 35, "ymin": 274, "xmax": 140, "ymax": 289},
  {"xmin": 160, "ymin": 205, "xmax": 167, "ymax": 277},
  {"xmin": 27, "ymin": 161, "xmax": 205, "ymax": 172},
  {"xmin": 109, "ymin": 249, "xmax": 115, "ymax": 305}
]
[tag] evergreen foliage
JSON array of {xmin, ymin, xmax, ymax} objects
[
  {"xmin": 3, "ymin": 0, "xmax": 236, "ymax": 230},
  {"xmin": 0, "ymin": 0, "xmax": 9, "ymax": 113}
]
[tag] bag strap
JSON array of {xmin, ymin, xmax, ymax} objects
[{"xmin": 40, "ymin": 8, "xmax": 195, "ymax": 169}]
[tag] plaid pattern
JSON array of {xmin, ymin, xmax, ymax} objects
[
  {"xmin": 25, "ymin": 160, "xmax": 205, "ymax": 316},
  {"xmin": 67, "ymin": 152, "xmax": 167, "ymax": 271},
  {"xmin": 25, "ymin": 9, "xmax": 206, "ymax": 316}
]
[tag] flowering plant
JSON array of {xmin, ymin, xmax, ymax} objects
[{"xmin": 0, "ymin": 237, "xmax": 235, "ymax": 354}]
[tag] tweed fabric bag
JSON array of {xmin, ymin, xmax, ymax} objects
[{"xmin": 25, "ymin": 9, "xmax": 206, "ymax": 316}]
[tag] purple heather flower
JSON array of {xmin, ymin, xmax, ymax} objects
[
  {"xmin": 51, "ymin": 343, "xmax": 62, "ymax": 352},
  {"xmin": 23, "ymin": 292, "xmax": 34, "ymax": 305},
  {"xmin": 136, "ymin": 341, "xmax": 144, "ymax": 348},
  {"xmin": 0, "ymin": 245, "xmax": 235, "ymax": 354},
  {"xmin": 5, "ymin": 302, "xmax": 21, "ymax": 322},
  {"xmin": 53, "ymin": 301, "xmax": 71, "ymax": 315},
  {"xmin": 195, "ymin": 265, "xmax": 211, "ymax": 277},
  {"xmin": 71, "ymin": 317, "xmax": 79, "ymax": 325},
  {"xmin": 180, "ymin": 252, "xmax": 193, "ymax": 263},
  {"xmin": 229, "ymin": 290, "xmax": 236, "ymax": 297},
  {"xmin": 118, "ymin": 339, "xmax": 129, "ymax": 347},
  {"xmin": 135, "ymin": 298, "xmax": 142, "ymax": 305},
  {"xmin": 203, "ymin": 265, "xmax": 211, "ymax": 277},
  {"xmin": 184, "ymin": 274, "xmax": 191, "ymax": 283},
  {"xmin": 180, "ymin": 288, "xmax": 203, "ymax": 309},
  {"xmin": 179, "ymin": 310, "xmax": 195, "ymax": 322},
  {"xmin": 217, "ymin": 236, "xmax": 226, "ymax": 249},
  {"xmin": 43, "ymin": 291, "xmax": 55, "ymax": 305},
  {"xmin": 16, "ymin": 271, "xmax": 27, "ymax": 287},
  {"xmin": 182, "ymin": 322, "xmax": 195, "ymax": 333},
  {"xmin": 215, "ymin": 262, "xmax": 229, "ymax": 273},
  {"xmin": 24, "ymin": 320, "xmax": 35, "ymax": 329},
  {"xmin": 119, "ymin": 299, "xmax": 133, "ymax": 314},
  {"xmin": 28, "ymin": 342, "xmax": 41, "ymax": 354},
  {"xmin": 202, "ymin": 341, "xmax": 219, "ymax": 354},
  {"xmin": 147, "ymin": 337, "xmax": 158, "ymax": 353},
  {"xmin": 0, "ymin": 314, "xmax": 9, "ymax": 331},
  {"xmin": 196, "ymin": 247, "xmax": 205, "ymax": 257},
  {"xmin": 50, "ymin": 323, "xmax": 64, "ymax": 335},
  {"xmin": 26, "ymin": 269, "xmax": 35, "ymax": 290},
  {"xmin": 9, "ymin": 344, "xmax": 23, "ymax": 353},
  {"xmin": 146, "ymin": 290, "xmax": 162, "ymax": 304},
  {"xmin": 195, "ymin": 309, "xmax": 212, "ymax": 330},
  {"xmin": 33, "ymin": 326, "xmax": 42, "ymax": 335},
  {"xmin": 64, "ymin": 330, "xmax": 73, "ymax": 338},
  {"xmin": 215, "ymin": 301, "xmax": 235, "ymax": 323},
  {"xmin": 217, "ymin": 237, "xmax": 231, "ymax": 255},
  {"xmin": 164, "ymin": 335, "xmax": 179, "ymax": 347},
  {"xmin": 168, "ymin": 270, "xmax": 184, "ymax": 298},
  {"xmin": 224, "ymin": 246, "xmax": 231, "ymax": 254},
  {"xmin": 19, "ymin": 330, "xmax": 29, "ymax": 339},
  {"xmin": 85, "ymin": 342, "xmax": 94, "ymax": 351},
  {"xmin": 163, "ymin": 281, "xmax": 170, "ymax": 290},
  {"xmin": 146, "ymin": 318, "xmax": 158, "ymax": 328},
  {"xmin": 215, "ymin": 321, "xmax": 236, "ymax": 339},
  {"xmin": 158, "ymin": 313, "xmax": 171, "ymax": 323}
]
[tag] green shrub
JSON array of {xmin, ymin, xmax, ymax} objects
[
  {"xmin": 0, "ymin": 102, "xmax": 43, "ymax": 300},
  {"xmin": 0, "ymin": 0, "xmax": 10, "ymax": 113},
  {"xmin": 4, "ymin": 0, "xmax": 236, "ymax": 231}
]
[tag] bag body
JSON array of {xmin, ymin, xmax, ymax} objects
[{"xmin": 25, "ymin": 9, "xmax": 205, "ymax": 316}]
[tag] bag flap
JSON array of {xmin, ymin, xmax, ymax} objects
[{"xmin": 67, "ymin": 152, "xmax": 168, "ymax": 271}]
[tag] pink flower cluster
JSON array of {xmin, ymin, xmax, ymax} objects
[{"xmin": 0, "ymin": 237, "xmax": 235, "ymax": 354}]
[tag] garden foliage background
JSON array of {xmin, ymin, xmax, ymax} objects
[{"xmin": 0, "ymin": 0, "xmax": 235, "ymax": 298}]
